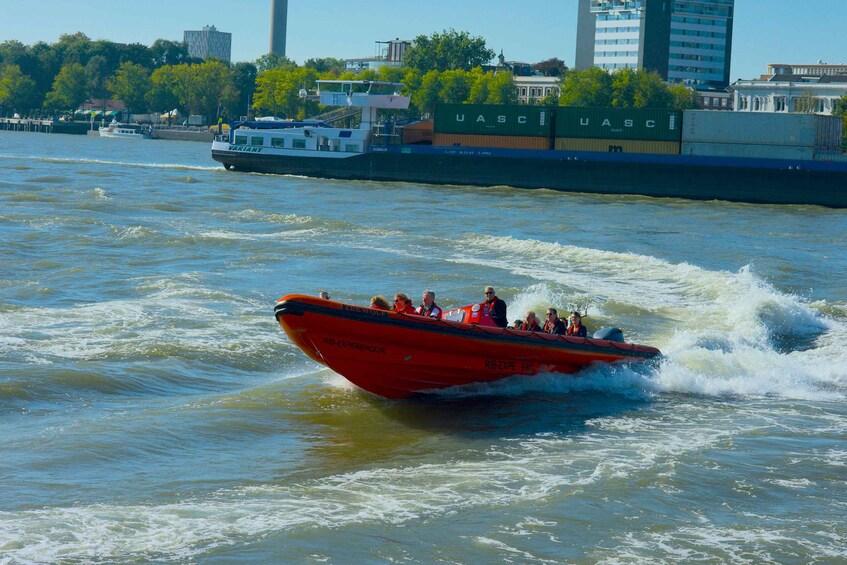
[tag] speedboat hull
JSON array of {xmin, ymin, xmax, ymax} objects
[{"xmin": 274, "ymin": 294, "xmax": 661, "ymax": 398}]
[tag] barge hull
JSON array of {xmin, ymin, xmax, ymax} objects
[{"xmin": 211, "ymin": 144, "xmax": 847, "ymax": 207}]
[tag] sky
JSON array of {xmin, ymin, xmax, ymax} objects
[{"xmin": 1, "ymin": 0, "xmax": 845, "ymax": 81}]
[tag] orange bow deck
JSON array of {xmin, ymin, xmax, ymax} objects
[{"xmin": 273, "ymin": 294, "xmax": 661, "ymax": 398}]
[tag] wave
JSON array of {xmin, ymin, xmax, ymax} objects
[
  {"xmin": 0, "ymin": 153, "xmax": 220, "ymax": 172},
  {"xmin": 423, "ymin": 235, "xmax": 846, "ymax": 401},
  {"xmin": 0, "ymin": 404, "xmax": 743, "ymax": 562}
]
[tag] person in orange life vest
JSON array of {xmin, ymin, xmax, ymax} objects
[
  {"xmin": 519, "ymin": 311, "xmax": 542, "ymax": 332},
  {"xmin": 370, "ymin": 295, "xmax": 391, "ymax": 310},
  {"xmin": 481, "ymin": 286, "xmax": 508, "ymax": 328},
  {"xmin": 567, "ymin": 311, "xmax": 588, "ymax": 337},
  {"xmin": 543, "ymin": 308, "xmax": 566, "ymax": 335},
  {"xmin": 393, "ymin": 292, "xmax": 416, "ymax": 314},
  {"xmin": 416, "ymin": 289, "xmax": 443, "ymax": 319}
]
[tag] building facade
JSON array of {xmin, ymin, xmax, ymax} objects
[
  {"xmin": 514, "ymin": 76, "xmax": 561, "ymax": 105},
  {"xmin": 184, "ymin": 25, "xmax": 232, "ymax": 62},
  {"xmin": 575, "ymin": 0, "xmax": 734, "ymax": 89},
  {"xmin": 732, "ymin": 74, "xmax": 847, "ymax": 116}
]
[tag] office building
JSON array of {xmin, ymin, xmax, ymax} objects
[
  {"xmin": 575, "ymin": 0, "xmax": 734, "ymax": 89},
  {"xmin": 271, "ymin": 0, "xmax": 288, "ymax": 56},
  {"xmin": 184, "ymin": 25, "xmax": 232, "ymax": 62}
]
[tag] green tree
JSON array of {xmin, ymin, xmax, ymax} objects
[
  {"xmin": 486, "ymin": 71, "xmax": 518, "ymax": 104},
  {"xmin": 43, "ymin": 62, "xmax": 87, "ymax": 111},
  {"xmin": 438, "ymin": 69, "xmax": 472, "ymax": 104},
  {"xmin": 150, "ymin": 39, "xmax": 194, "ymax": 67},
  {"xmin": 230, "ymin": 62, "xmax": 258, "ymax": 119},
  {"xmin": 253, "ymin": 67, "xmax": 320, "ymax": 119},
  {"xmin": 467, "ymin": 68, "xmax": 490, "ymax": 104},
  {"xmin": 411, "ymin": 70, "xmax": 442, "ymax": 115},
  {"xmin": 559, "ymin": 67, "xmax": 613, "ymax": 107},
  {"xmin": 147, "ymin": 65, "xmax": 180, "ymax": 113},
  {"xmin": 794, "ymin": 92, "xmax": 818, "ymax": 114},
  {"xmin": 404, "ymin": 29, "xmax": 495, "ymax": 73},
  {"xmin": 611, "ymin": 68, "xmax": 671, "ymax": 108},
  {"xmin": 532, "ymin": 57, "xmax": 568, "ymax": 77},
  {"xmin": 85, "ymin": 55, "xmax": 110, "ymax": 101},
  {"xmin": 0, "ymin": 64, "xmax": 38, "ymax": 113},
  {"xmin": 254, "ymin": 53, "xmax": 297, "ymax": 73},
  {"xmin": 107, "ymin": 62, "xmax": 150, "ymax": 113},
  {"xmin": 667, "ymin": 83, "xmax": 699, "ymax": 111},
  {"xmin": 174, "ymin": 60, "xmax": 237, "ymax": 118},
  {"xmin": 304, "ymin": 57, "xmax": 345, "ymax": 75}
]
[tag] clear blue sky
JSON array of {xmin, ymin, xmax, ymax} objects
[{"xmin": 1, "ymin": 0, "xmax": 845, "ymax": 81}]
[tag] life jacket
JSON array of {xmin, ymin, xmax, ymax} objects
[
  {"xmin": 395, "ymin": 300, "xmax": 416, "ymax": 315},
  {"xmin": 476, "ymin": 297, "xmax": 503, "ymax": 327},
  {"xmin": 520, "ymin": 321, "xmax": 542, "ymax": 332},
  {"xmin": 567, "ymin": 323, "xmax": 587, "ymax": 337},
  {"xmin": 416, "ymin": 302, "xmax": 443, "ymax": 319}
]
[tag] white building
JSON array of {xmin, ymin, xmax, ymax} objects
[
  {"xmin": 514, "ymin": 76, "xmax": 561, "ymax": 105},
  {"xmin": 184, "ymin": 25, "xmax": 232, "ymax": 62},
  {"xmin": 732, "ymin": 73, "xmax": 847, "ymax": 115},
  {"xmin": 576, "ymin": 0, "xmax": 735, "ymax": 89}
]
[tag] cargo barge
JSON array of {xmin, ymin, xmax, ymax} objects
[{"xmin": 211, "ymin": 81, "xmax": 847, "ymax": 208}]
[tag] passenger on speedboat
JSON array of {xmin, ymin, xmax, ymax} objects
[
  {"xmin": 543, "ymin": 308, "xmax": 567, "ymax": 335},
  {"xmin": 518, "ymin": 311, "xmax": 543, "ymax": 332},
  {"xmin": 567, "ymin": 311, "xmax": 588, "ymax": 337},
  {"xmin": 417, "ymin": 290, "xmax": 443, "ymax": 319},
  {"xmin": 481, "ymin": 286, "xmax": 508, "ymax": 328},
  {"xmin": 370, "ymin": 295, "xmax": 391, "ymax": 310},
  {"xmin": 393, "ymin": 293, "xmax": 417, "ymax": 314},
  {"xmin": 319, "ymin": 290, "xmax": 331, "ymax": 300}
]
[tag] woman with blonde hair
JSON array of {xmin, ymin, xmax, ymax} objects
[
  {"xmin": 392, "ymin": 292, "xmax": 417, "ymax": 314},
  {"xmin": 370, "ymin": 295, "xmax": 391, "ymax": 310}
]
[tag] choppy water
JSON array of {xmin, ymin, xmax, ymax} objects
[{"xmin": 1, "ymin": 130, "xmax": 846, "ymax": 564}]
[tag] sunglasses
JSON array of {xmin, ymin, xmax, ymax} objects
[{"xmin": 484, "ymin": 291, "xmax": 494, "ymax": 295}]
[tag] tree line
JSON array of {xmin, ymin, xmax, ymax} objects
[{"xmin": 1, "ymin": 29, "xmax": 702, "ymax": 122}]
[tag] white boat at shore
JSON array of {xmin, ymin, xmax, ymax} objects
[{"xmin": 99, "ymin": 121, "xmax": 149, "ymax": 139}]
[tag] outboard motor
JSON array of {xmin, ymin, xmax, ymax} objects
[{"xmin": 593, "ymin": 327, "xmax": 625, "ymax": 343}]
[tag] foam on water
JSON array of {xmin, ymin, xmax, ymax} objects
[
  {"xmin": 0, "ymin": 153, "xmax": 220, "ymax": 172},
  {"xmin": 0, "ymin": 405, "xmax": 738, "ymax": 562},
  {"xmin": 427, "ymin": 235, "xmax": 847, "ymax": 401}
]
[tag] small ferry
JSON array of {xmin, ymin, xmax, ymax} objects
[
  {"xmin": 99, "ymin": 121, "xmax": 148, "ymax": 140},
  {"xmin": 274, "ymin": 294, "xmax": 661, "ymax": 398}
]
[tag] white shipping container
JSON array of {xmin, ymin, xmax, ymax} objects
[
  {"xmin": 682, "ymin": 111, "xmax": 842, "ymax": 150},
  {"xmin": 682, "ymin": 141, "xmax": 814, "ymax": 161}
]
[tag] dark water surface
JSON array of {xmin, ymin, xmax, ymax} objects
[{"xmin": 1, "ymin": 131, "xmax": 846, "ymax": 563}]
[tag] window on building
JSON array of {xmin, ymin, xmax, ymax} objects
[
  {"xmin": 753, "ymin": 97, "xmax": 760, "ymax": 111},
  {"xmin": 774, "ymin": 97, "xmax": 786, "ymax": 112},
  {"xmin": 816, "ymin": 98, "xmax": 825, "ymax": 113}
]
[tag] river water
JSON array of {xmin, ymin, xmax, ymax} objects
[{"xmin": 1, "ymin": 131, "xmax": 846, "ymax": 563}]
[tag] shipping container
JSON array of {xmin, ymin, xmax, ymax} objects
[
  {"xmin": 555, "ymin": 137, "xmax": 680, "ymax": 155},
  {"xmin": 433, "ymin": 133, "xmax": 550, "ymax": 150},
  {"xmin": 681, "ymin": 141, "xmax": 814, "ymax": 161},
  {"xmin": 434, "ymin": 104, "xmax": 553, "ymax": 137},
  {"xmin": 401, "ymin": 120, "xmax": 433, "ymax": 145},
  {"xmin": 682, "ymin": 111, "xmax": 842, "ymax": 151},
  {"xmin": 556, "ymin": 107, "xmax": 682, "ymax": 141}
]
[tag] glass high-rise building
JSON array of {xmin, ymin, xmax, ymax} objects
[
  {"xmin": 575, "ymin": 0, "xmax": 734, "ymax": 89},
  {"xmin": 184, "ymin": 25, "xmax": 232, "ymax": 63}
]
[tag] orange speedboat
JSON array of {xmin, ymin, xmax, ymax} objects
[{"xmin": 273, "ymin": 294, "xmax": 661, "ymax": 399}]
